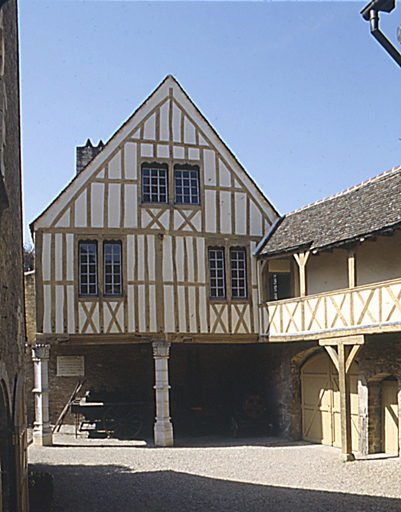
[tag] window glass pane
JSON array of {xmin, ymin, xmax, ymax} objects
[
  {"xmin": 230, "ymin": 248, "xmax": 247, "ymax": 299},
  {"xmin": 174, "ymin": 169, "xmax": 200, "ymax": 205},
  {"xmin": 142, "ymin": 167, "xmax": 168, "ymax": 203},
  {"xmin": 209, "ymin": 248, "xmax": 226, "ymax": 298},
  {"xmin": 79, "ymin": 242, "xmax": 98, "ymax": 295},
  {"xmin": 104, "ymin": 243, "xmax": 122, "ymax": 295}
]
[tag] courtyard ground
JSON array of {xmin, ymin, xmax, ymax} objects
[{"xmin": 28, "ymin": 428, "xmax": 401, "ymax": 511}]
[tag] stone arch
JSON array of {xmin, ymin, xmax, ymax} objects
[{"xmin": 290, "ymin": 346, "xmax": 322, "ymax": 440}]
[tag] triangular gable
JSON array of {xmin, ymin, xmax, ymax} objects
[{"xmin": 32, "ymin": 75, "xmax": 278, "ymax": 233}]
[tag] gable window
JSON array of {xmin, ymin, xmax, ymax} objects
[
  {"xmin": 209, "ymin": 248, "xmax": 226, "ymax": 298},
  {"xmin": 79, "ymin": 242, "xmax": 98, "ymax": 296},
  {"xmin": 230, "ymin": 248, "xmax": 247, "ymax": 298},
  {"xmin": 174, "ymin": 166, "xmax": 200, "ymax": 205},
  {"xmin": 104, "ymin": 242, "xmax": 122, "ymax": 296},
  {"xmin": 142, "ymin": 165, "xmax": 168, "ymax": 203}
]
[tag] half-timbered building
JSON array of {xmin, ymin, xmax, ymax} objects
[
  {"xmin": 257, "ymin": 165, "xmax": 401, "ymax": 460},
  {"xmin": 29, "ymin": 76, "xmax": 279, "ymax": 446}
]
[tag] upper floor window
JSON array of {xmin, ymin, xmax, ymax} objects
[
  {"xmin": 174, "ymin": 166, "xmax": 200, "ymax": 205},
  {"xmin": 230, "ymin": 248, "xmax": 247, "ymax": 298},
  {"xmin": 142, "ymin": 165, "xmax": 168, "ymax": 203},
  {"xmin": 209, "ymin": 248, "xmax": 226, "ymax": 298},
  {"xmin": 104, "ymin": 242, "xmax": 122, "ymax": 296},
  {"xmin": 265, "ymin": 259, "xmax": 292, "ymax": 301},
  {"xmin": 79, "ymin": 242, "xmax": 98, "ymax": 296}
]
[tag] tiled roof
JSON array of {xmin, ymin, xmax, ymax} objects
[{"xmin": 258, "ymin": 165, "xmax": 401, "ymax": 257}]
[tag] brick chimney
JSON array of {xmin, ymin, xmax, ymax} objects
[{"xmin": 76, "ymin": 139, "xmax": 104, "ymax": 174}]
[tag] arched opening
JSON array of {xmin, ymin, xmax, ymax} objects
[
  {"xmin": 368, "ymin": 374, "xmax": 399, "ymax": 455},
  {"xmin": 300, "ymin": 352, "xmax": 359, "ymax": 450}
]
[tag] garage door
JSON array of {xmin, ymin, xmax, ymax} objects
[{"xmin": 301, "ymin": 352, "xmax": 359, "ymax": 450}]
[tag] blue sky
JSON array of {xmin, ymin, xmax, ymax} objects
[{"xmin": 19, "ymin": 1, "xmax": 401, "ymax": 243}]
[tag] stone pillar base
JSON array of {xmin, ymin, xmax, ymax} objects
[
  {"xmin": 154, "ymin": 421, "xmax": 174, "ymax": 447},
  {"xmin": 33, "ymin": 425, "xmax": 53, "ymax": 446},
  {"xmin": 340, "ymin": 452, "xmax": 355, "ymax": 462}
]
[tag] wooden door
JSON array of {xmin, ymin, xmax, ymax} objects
[
  {"xmin": 382, "ymin": 381, "xmax": 399, "ymax": 455},
  {"xmin": 301, "ymin": 352, "xmax": 358, "ymax": 449}
]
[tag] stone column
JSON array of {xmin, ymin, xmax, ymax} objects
[
  {"xmin": 152, "ymin": 342, "xmax": 173, "ymax": 447},
  {"xmin": 31, "ymin": 344, "xmax": 52, "ymax": 446}
]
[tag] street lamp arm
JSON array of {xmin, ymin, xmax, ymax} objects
[{"xmin": 369, "ymin": 9, "xmax": 401, "ymax": 67}]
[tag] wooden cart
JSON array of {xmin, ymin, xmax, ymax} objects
[{"xmin": 70, "ymin": 390, "xmax": 143, "ymax": 440}]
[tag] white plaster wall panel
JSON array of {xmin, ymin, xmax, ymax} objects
[
  {"xmin": 186, "ymin": 237, "xmax": 195, "ymax": 283},
  {"xmin": 219, "ymin": 159, "xmax": 231, "ymax": 188},
  {"xmin": 141, "ymin": 210, "xmax": 152, "ymax": 229},
  {"xmin": 284, "ymin": 301, "xmax": 302, "ymax": 334},
  {"xmin": 149, "ymin": 285, "xmax": 157, "ymax": 332},
  {"xmin": 174, "ymin": 210, "xmax": 184, "ymax": 231},
  {"xmin": 198, "ymin": 133, "xmax": 208, "ymax": 146},
  {"xmin": 91, "ymin": 304, "xmax": 100, "ymax": 333},
  {"xmin": 43, "ymin": 285, "xmax": 52, "ymax": 333},
  {"xmin": 205, "ymin": 190, "xmax": 216, "ymax": 233},
  {"xmin": 211, "ymin": 304, "xmax": 228, "ymax": 334},
  {"xmin": 162, "ymin": 236, "xmax": 173, "ymax": 282},
  {"xmin": 132, "ymin": 128, "xmax": 140, "ymax": 139},
  {"xmin": 115, "ymin": 302, "xmax": 125, "ymax": 332},
  {"xmin": 250, "ymin": 241, "xmax": 258, "ymax": 286},
  {"xmin": 138, "ymin": 285, "xmax": 146, "ymax": 332},
  {"xmin": 144, "ymin": 113, "xmax": 156, "ymax": 140},
  {"xmin": 383, "ymin": 284, "xmax": 401, "ymax": 322},
  {"xmin": 356, "ymin": 289, "xmax": 379, "ymax": 324},
  {"xmin": 97, "ymin": 168, "xmax": 105, "ymax": 179},
  {"xmin": 67, "ymin": 285, "xmax": 75, "ymax": 333},
  {"xmin": 109, "ymin": 152, "xmax": 122, "ymax": 179},
  {"xmin": 66, "ymin": 234, "xmax": 74, "ymax": 282},
  {"xmin": 124, "ymin": 184, "xmax": 137, "ymax": 228},
  {"xmin": 250, "ymin": 200, "xmax": 262, "ymax": 236},
  {"xmin": 140, "ymin": 143, "xmax": 153, "ymax": 158},
  {"xmin": 184, "ymin": 117, "xmax": 196, "ymax": 144},
  {"xmin": 327, "ymin": 294, "xmax": 350, "ymax": 329},
  {"xmin": 128, "ymin": 286, "xmax": 135, "ymax": 332},
  {"xmin": 191, "ymin": 211, "xmax": 202, "ymax": 232},
  {"xmin": 178, "ymin": 286, "xmax": 186, "ymax": 332},
  {"xmin": 55, "ymin": 234, "xmax": 63, "ymax": 281},
  {"xmin": 91, "ymin": 183, "xmax": 105, "ymax": 228},
  {"xmin": 252, "ymin": 289, "xmax": 259, "ymax": 332},
  {"xmin": 243, "ymin": 306, "xmax": 252, "ymax": 333},
  {"xmin": 188, "ymin": 148, "xmax": 200, "ymax": 160},
  {"xmin": 199, "ymin": 287, "xmax": 208, "ymax": 332},
  {"xmin": 127, "ymin": 235, "xmax": 135, "ymax": 282},
  {"xmin": 55, "ymin": 285, "xmax": 64, "ymax": 333},
  {"xmin": 147, "ymin": 235, "xmax": 156, "ymax": 282},
  {"xmin": 235, "ymin": 192, "xmax": 247, "ymax": 235},
  {"xmin": 234, "ymin": 178, "xmax": 242, "ymax": 189},
  {"xmin": 188, "ymin": 287, "xmax": 197, "ymax": 332},
  {"xmin": 172, "ymin": 103, "xmax": 182, "ymax": 143},
  {"xmin": 103, "ymin": 304, "xmax": 112, "ymax": 333},
  {"xmin": 158, "ymin": 210, "xmax": 170, "ymax": 230},
  {"xmin": 159, "ymin": 101, "xmax": 169, "ymax": 141},
  {"xmin": 157, "ymin": 144, "xmax": 169, "ymax": 158},
  {"xmin": 175, "ymin": 237, "xmax": 185, "ymax": 282},
  {"xmin": 108, "ymin": 183, "xmax": 121, "ymax": 228},
  {"xmin": 196, "ymin": 238, "xmax": 206, "ymax": 283},
  {"xmin": 137, "ymin": 235, "xmax": 145, "ymax": 281},
  {"xmin": 75, "ymin": 189, "xmax": 87, "ymax": 228},
  {"xmin": 55, "ymin": 209, "xmax": 70, "ymax": 228},
  {"xmin": 220, "ymin": 190, "xmax": 232, "ymax": 234},
  {"xmin": 42, "ymin": 233, "xmax": 52, "ymax": 281},
  {"xmin": 173, "ymin": 146, "xmax": 185, "ymax": 159},
  {"xmin": 124, "ymin": 142, "xmax": 137, "ymax": 180},
  {"xmin": 164, "ymin": 285, "xmax": 175, "ymax": 332},
  {"xmin": 204, "ymin": 149, "xmax": 216, "ymax": 186},
  {"xmin": 232, "ymin": 306, "xmax": 240, "ymax": 334}
]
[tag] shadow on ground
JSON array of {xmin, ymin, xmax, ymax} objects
[{"xmin": 30, "ymin": 462, "xmax": 401, "ymax": 512}]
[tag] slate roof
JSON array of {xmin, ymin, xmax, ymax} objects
[{"xmin": 258, "ymin": 165, "xmax": 401, "ymax": 257}]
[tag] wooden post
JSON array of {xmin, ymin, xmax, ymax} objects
[
  {"xmin": 320, "ymin": 335, "xmax": 364, "ymax": 461},
  {"xmin": 293, "ymin": 251, "xmax": 310, "ymax": 298},
  {"xmin": 347, "ymin": 248, "xmax": 356, "ymax": 289}
]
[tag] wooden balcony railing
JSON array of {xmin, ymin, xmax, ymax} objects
[{"xmin": 260, "ymin": 278, "xmax": 401, "ymax": 339}]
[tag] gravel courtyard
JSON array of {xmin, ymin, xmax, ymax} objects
[{"xmin": 29, "ymin": 429, "xmax": 401, "ymax": 512}]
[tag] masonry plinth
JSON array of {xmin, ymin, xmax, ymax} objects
[
  {"xmin": 152, "ymin": 342, "xmax": 173, "ymax": 447},
  {"xmin": 31, "ymin": 344, "xmax": 52, "ymax": 446}
]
